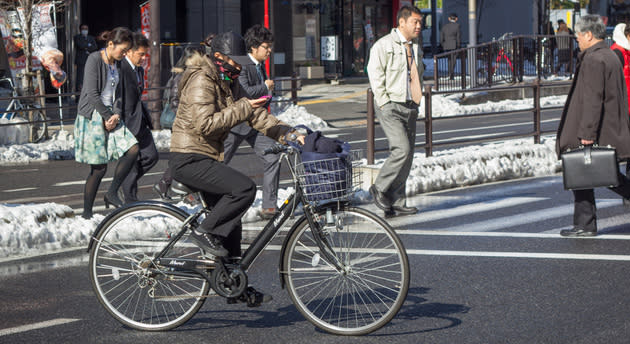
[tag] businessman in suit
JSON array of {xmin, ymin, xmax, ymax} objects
[
  {"xmin": 117, "ymin": 33, "xmax": 158, "ymax": 203},
  {"xmin": 224, "ymin": 24, "xmax": 280, "ymax": 220},
  {"xmin": 73, "ymin": 24, "xmax": 98, "ymax": 91},
  {"xmin": 440, "ymin": 13, "xmax": 461, "ymax": 79}
]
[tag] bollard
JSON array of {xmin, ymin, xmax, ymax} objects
[
  {"xmin": 533, "ymin": 79, "xmax": 541, "ymax": 144},
  {"xmin": 424, "ymin": 85, "xmax": 433, "ymax": 157},
  {"xmin": 367, "ymin": 88, "xmax": 375, "ymax": 165}
]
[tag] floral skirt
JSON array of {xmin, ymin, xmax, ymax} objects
[{"xmin": 74, "ymin": 110, "xmax": 138, "ymax": 164}]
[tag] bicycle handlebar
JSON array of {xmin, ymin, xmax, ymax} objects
[{"xmin": 263, "ymin": 144, "xmax": 296, "ymax": 155}]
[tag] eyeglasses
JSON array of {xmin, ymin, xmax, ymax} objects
[{"xmin": 259, "ymin": 44, "xmax": 273, "ymax": 50}]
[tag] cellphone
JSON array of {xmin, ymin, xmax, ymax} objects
[{"xmin": 258, "ymin": 95, "xmax": 271, "ymax": 100}]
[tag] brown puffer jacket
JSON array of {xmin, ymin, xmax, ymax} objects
[{"xmin": 170, "ymin": 53, "xmax": 291, "ymax": 161}]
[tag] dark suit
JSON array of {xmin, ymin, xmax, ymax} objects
[
  {"xmin": 116, "ymin": 58, "xmax": 158, "ymax": 202},
  {"xmin": 74, "ymin": 34, "xmax": 98, "ymax": 90},
  {"xmin": 223, "ymin": 55, "xmax": 280, "ymax": 210},
  {"xmin": 440, "ymin": 20, "xmax": 461, "ymax": 79}
]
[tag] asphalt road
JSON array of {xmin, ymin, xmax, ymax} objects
[{"xmin": 2, "ymin": 175, "xmax": 630, "ymax": 343}]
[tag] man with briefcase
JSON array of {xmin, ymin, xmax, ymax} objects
[{"xmin": 557, "ymin": 15, "xmax": 630, "ymax": 237}]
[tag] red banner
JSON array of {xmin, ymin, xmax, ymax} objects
[{"xmin": 140, "ymin": 2, "xmax": 150, "ymax": 98}]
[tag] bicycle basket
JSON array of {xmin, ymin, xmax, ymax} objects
[{"xmin": 296, "ymin": 150, "xmax": 363, "ymax": 204}]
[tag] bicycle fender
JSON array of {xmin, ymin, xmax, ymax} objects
[{"xmin": 86, "ymin": 201, "xmax": 190, "ymax": 253}]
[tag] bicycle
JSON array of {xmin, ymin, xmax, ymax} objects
[
  {"xmin": 87, "ymin": 145, "xmax": 410, "ymax": 335},
  {"xmin": 0, "ymin": 77, "xmax": 47, "ymax": 143},
  {"xmin": 476, "ymin": 33, "xmax": 515, "ymax": 86}
]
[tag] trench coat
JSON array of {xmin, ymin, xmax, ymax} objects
[{"xmin": 556, "ymin": 40, "xmax": 630, "ymax": 159}]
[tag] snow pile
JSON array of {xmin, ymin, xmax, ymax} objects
[
  {"xmin": 425, "ymin": 94, "xmax": 567, "ymax": 117},
  {"xmin": 0, "ymin": 135, "xmax": 561, "ymax": 258},
  {"xmin": 403, "ymin": 137, "xmax": 560, "ymax": 194},
  {"xmin": 0, "ymin": 203, "xmax": 97, "ymax": 258},
  {"xmin": 0, "ymin": 116, "xmax": 29, "ymax": 145}
]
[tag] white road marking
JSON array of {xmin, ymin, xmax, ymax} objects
[
  {"xmin": 399, "ymin": 199, "xmax": 620, "ymax": 232},
  {"xmin": 0, "ymin": 318, "xmax": 81, "ymax": 337},
  {"xmin": 386, "ymin": 196, "xmax": 548, "ymax": 226},
  {"xmin": 2, "ymin": 187, "xmax": 37, "ymax": 193},
  {"xmin": 260, "ymin": 244, "xmax": 630, "ymax": 261}
]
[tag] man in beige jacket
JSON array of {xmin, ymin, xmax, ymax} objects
[{"xmin": 367, "ymin": 5, "xmax": 424, "ymax": 216}]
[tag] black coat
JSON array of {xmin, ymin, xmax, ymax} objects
[
  {"xmin": 74, "ymin": 34, "xmax": 98, "ymax": 65},
  {"xmin": 116, "ymin": 58, "xmax": 151, "ymax": 136},
  {"xmin": 440, "ymin": 21, "xmax": 461, "ymax": 51},
  {"xmin": 230, "ymin": 55, "xmax": 271, "ymax": 136},
  {"xmin": 556, "ymin": 40, "xmax": 630, "ymax": 159}
]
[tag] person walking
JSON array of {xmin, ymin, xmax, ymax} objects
[
  {"xmin": 555, "ymin": 19, "xmax": 573, "ymax": 76},
  {"xmin": 74, "ymin": 27, "xmax": 139, "ymax": 219},
  {"xmin": 366, "ymin": 5, "xmax": 423, "ymax": 217},
  {"xmin": 440, "ymin": 13, "xmax": 461, "ymax": 80},
  {"xmin": 611, "ymin": 22, "xmax": 630, "ymax": 115},
  {"xmin": 74, "ymin": 24, "xmax": 98, "ymax": 92},
  {"xmin": 117, "ymin": 33, "xmax": 158, "ymax": 203},
  {"xmin": 224, "ymin": 24, "xmax": 281, "ymax": 220},
  {"xmin": 153, "ymin": 46, "xmax": 204, "ymax": 199},
  {"xmin": 556, "ymin": 15, "xmax": 630, "ymax": 237}
]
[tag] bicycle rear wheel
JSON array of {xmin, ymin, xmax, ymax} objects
[
  {"xmin": 283, "ymin": 206, "xmax": 409, "ymax": 335},
  {"xmin": 89, "ymin": 203, "xmax": 210, "ymax": 331},
  {"xmin": 27, "ymin": 106, "xmax": 47, "ymax": 142}
]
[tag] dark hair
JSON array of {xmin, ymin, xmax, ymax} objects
[
  {"xmin": 449, "ymin": 13, "xmax": 458, "ymax": 19},
  {"xmin": 97, "ymin": 27, "xmax": 132, "ymax": 45},
  {"xmin": 396, "ymin": 5, "xmax": 422, "ymax": 23},
  {"xmin": 174, "ymin": 46, "xmax": 203, "ymax": 69},
  {"xmin": 244, "ymin": 24, "xmax": 274, "ymax": 52},
  {"xmin": 624, "ymin": 23, "xmax": 630, "ymax": 37},
  {"xmin": 210, "ymin": 31, "xmax": 246, "ymax": 56},
  {"xmin": 131, "ymin": 32, "xmax": 150, "ymax": 50}
]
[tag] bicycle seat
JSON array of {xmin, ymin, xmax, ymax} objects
[{"xmin": 169, "ymin": 179, "xmax": 196, "ymax": 197}]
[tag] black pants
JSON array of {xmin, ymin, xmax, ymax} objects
[
  {"xmin": 169, "ymin": 152, "xmax": 257, "ymax": 257},
  {"xmin": 572, "ymin": 171, "xmax": 630, "ymax": 231},
  {"xmin": 121, "ymin": 128, "xmax": 158, "ymax": 202}
]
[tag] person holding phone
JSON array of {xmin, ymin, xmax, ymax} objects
[{"xmin": 223, "ymin": 25, "xmax": 281, "ymax": 220}]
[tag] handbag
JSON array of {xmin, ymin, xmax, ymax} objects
[
  {"xmin": 160, "ymin": 102, "xmax": 176, "ymax": 129},
  {"xmin": 561, "ymin": 145, "xmax": 620, "ymax": 190}
]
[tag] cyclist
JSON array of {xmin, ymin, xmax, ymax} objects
[{"xmin": 168, "ymin": 31, "xmax": 303, "ymax": 305}]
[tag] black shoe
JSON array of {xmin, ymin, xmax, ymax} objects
[
  {"xmin": 392, "ymin": 205, "xmax": 419, "ymax": 215},
  {"xmin": 103, "ymin": 193, "xmax": 123, "ymax": 209},
  {"xmin": 189, "ymin": 230, "xmax": 229, "ymax": 257},
  {"xmin": 560, "ymin": 228, "xmax": 597, "ymax": 237},
  {"xmin": 227, "ymin": 287, "xmax": 272, "ymax": 307},
  {"xmin": 369, "ymin": 185, "xmax": 392, "ymax": 212}
]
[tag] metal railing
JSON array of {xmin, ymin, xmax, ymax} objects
[
  {"xmin": 366, "ymin": 79, "xmax": 570, "ymax": 164},
  {"xmin": 434, "ymin": 34, "xmax": 577, "ymax": 92},
  {"xmin": 0, "ymin": 76, "xmax": 302, "ymax": 140}
]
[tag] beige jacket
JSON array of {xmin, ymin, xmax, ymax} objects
[
  {"xmin": 367, "ymin": 28, "xmax": 424, "ymax": 107},
  {"xmin": 170, "ymin": 53, "xmax": 291, "ymax": 160}
]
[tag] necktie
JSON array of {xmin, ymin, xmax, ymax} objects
[
  {"xmin": 136, "ymin": 69, "xmax": 142, "ymax": 88},
  {"xmin": 256, "ymin": 63, "xmax": 265, "ymax": 83},
  {"xmin": 405, "ymin": 43, "xmax": 422, "ymax": 104}
]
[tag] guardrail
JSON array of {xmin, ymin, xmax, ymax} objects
[
  {"xmin": 365, "ymin": 79, "xmax": 571, "ymax": 164},
  {"xmin": 433, "ymin": 34, "xmax": 576, "ymax": 92}
]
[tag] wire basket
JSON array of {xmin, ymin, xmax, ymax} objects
[{"xmin": 295, "ymin": 150, "xmax": 363, "ymax": 205}]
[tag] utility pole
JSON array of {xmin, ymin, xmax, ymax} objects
[
  {"xmin": 468, "ymin": 0, "xmax": 477, "ymax": 87},
  {"xmin": 430, "ymin": 0, "xmax": 437, "ymax": 55},
  {"xmin": 148, "ymin": 0, "xmax": 161, "ymax": 129}
]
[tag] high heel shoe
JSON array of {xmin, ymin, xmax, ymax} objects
[{"xmin": 104, "ymin": 193, "xmax": 123, "ymax": 209}]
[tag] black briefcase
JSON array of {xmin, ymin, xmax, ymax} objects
[{"xmin": 561, "ymin": 145, "xmax": 620, "ymax": 190}]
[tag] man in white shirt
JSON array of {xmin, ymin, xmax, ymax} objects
[
  {"xmin": 223, "ymin": 25, "xmax": 281, "ymax": 220},
  {"xmin": 116, "ymin": 33, "xmax": 158, "ymax": 203}
]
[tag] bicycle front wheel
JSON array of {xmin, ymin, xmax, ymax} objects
[
  {"xmin": 89, "ymin": 203, "xmax": 210, "ymax": 331},
  {"xmin": 283, "ymin": 206, "xmax": 409, "ymax": 335}
]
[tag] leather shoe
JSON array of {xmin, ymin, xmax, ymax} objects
[
  {"xmin": 369, "ymin": 185, "xmax": 392, "ymax": 212},
  {"xmin": 560, "ymin": 228, "xmax": 597, "ymax": 237},
  {"xmin": 392, "ymin": 205, "xmax": 419, "ymax": 215}
]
